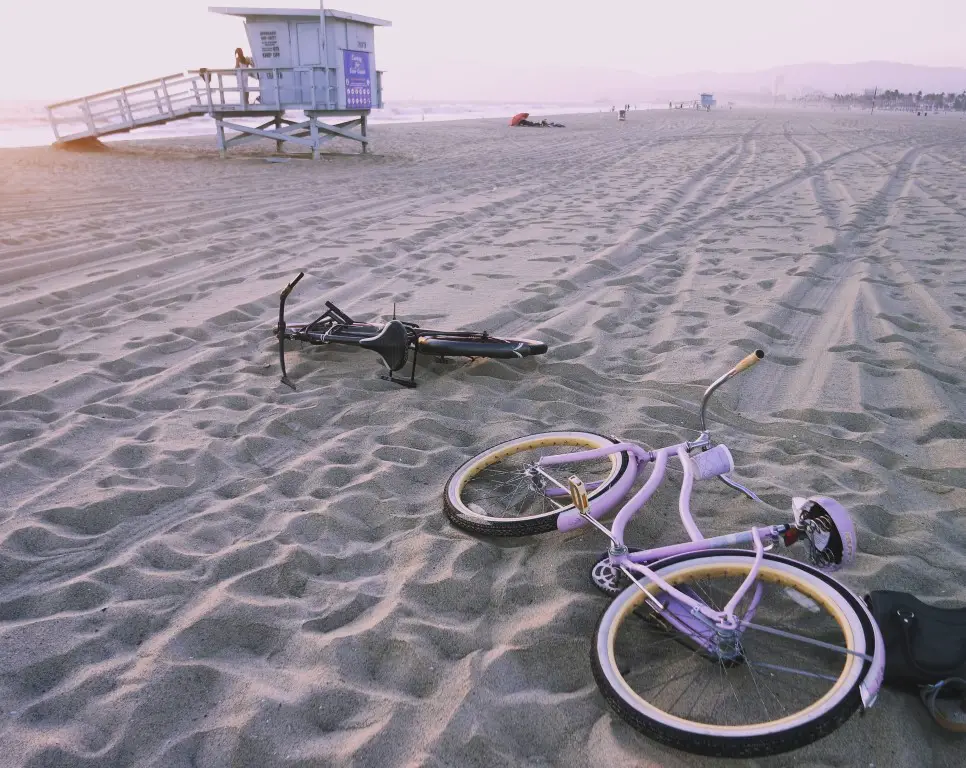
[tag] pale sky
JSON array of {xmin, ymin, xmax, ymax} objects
[{"xmin": 3, "ymin": 0, "xmax": 964, "ymax": 101}]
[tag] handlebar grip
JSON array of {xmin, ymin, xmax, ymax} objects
[
  {"xmin": 281, "ymin": 271, "xmax": 305, "ymax": 300},
  {"xmin": 732, "ymin": 349, "xmax": 764, "ymax": 374}
]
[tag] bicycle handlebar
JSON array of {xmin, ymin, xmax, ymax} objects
[
  {"xmin": 277, "ymin": 272, "xmax": 305, "ymax": 390},
  {"xmin": 699, "ymin": 349, "xmax": 765, "ymax": 432}
]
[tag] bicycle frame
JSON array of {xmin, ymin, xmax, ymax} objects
[{"xmin": 540, "ymin": 440, "xmax": 785, "ymax": 634}]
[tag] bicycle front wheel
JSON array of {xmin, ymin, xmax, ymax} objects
[
  {"xmin": 443, "ymin": 431, "xmax": 630, "ymax": 536},
  {"xmin": 592, "ymin": 550, "xmax": 875, "ymax": 758}
]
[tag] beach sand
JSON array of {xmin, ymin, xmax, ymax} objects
[{"xmin": 1, "ymin": 109, "xmax": 964, "ymax": 767}]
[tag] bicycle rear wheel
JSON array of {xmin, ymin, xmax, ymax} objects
[
  {"xmin": 417, "ymin": 334, "xmax": 547, "ymax": 358},
  {"xmin": 592, "ymin": 550, "xmax": 874, "ymax": 757},
  {"xmin": 443, "ymin": 431, "xmax": 630, "ymax": 536}
]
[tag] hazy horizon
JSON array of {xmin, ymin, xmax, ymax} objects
[{"xmin": 3, "ymin": 0, "xmax": 965, "ymax": 102}]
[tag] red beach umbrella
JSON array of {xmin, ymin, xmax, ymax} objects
[{"xmin": 509, "ymin": 112, "xmax": 529, "ymax": 126}]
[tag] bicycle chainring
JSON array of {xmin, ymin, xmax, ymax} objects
[{"xmin": 590, "ymin": 550, "xmax": 642, "ymax": 597}]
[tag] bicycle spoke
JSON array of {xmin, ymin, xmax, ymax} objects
[
  {"xmin": 685, "ymin": 668, "xmax": 715, "ymax": 719},
  {"xmin": 458, "ymin": 441, "xmax": 614, "ymax": 521},
  {"xmin": 741, "ymin": 644, "xmax": 773, "ymax": 720},
  {"xmin": 740, "ymin": 621, "xmax": 871, "ymax": 661},
  {"xmin": 746, "ymin": 661, "xmax": 839, "ymax": 683}
]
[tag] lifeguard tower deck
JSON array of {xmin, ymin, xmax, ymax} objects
[{"xmin": 45, "ymin": 6, "xmax": 390, "ymax": 159}]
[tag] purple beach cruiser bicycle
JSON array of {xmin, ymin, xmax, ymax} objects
[{"xmin": 443, "ymin": 350, "xmax": 885, "ymax": 757}]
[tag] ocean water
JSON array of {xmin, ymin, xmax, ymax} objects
[{"xmin": 0, "ymin": 99, "xmax": 630, "ymax": 149}]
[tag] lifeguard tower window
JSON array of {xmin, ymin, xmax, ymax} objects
[{"xmin": 44, "ymin": 5, "xmax": 391, "ymax": 160}]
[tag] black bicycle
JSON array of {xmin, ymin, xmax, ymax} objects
[{"xmin": 274, "ymin": 273, "xmax": 548, "ymax": 389}]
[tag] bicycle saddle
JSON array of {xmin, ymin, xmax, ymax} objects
[{"xmin": 359, "ymin": 320, "xmax": 409, "ymax": 372}]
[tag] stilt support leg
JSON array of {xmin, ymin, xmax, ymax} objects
[
  {"xmin": 361, "ymin": 113, "xmax": 368, "ymax": 154},
  {"xmin": 275, "ymin": 115, "xmax": 283, "ymax": 153},
  {"xmin": 310, "ymin": 116, "xmax": 320, "ymax": 161},
  {"xmin": 215, "ymin": 118, "xmax": 227, "ymax": 159}
]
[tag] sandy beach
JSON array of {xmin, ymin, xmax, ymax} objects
[{"xmin": 1, "ymin": 108, "xmax": 965, "ymax": 767}]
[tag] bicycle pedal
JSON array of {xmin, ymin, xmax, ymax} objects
[{"xmin": 568, "ymin": 475, "xmax": 590, "ymax": 514}]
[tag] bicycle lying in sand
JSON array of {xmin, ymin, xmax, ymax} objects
[
  {"xmin": 274, "ymin": 272, "xmax": 548, "ymax": 390},
  {"xmin": 442, "ymin": 350, "xmax": 885, "ymax": 757}
]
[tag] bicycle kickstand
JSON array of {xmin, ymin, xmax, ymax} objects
[{"xmin": 381, "ymin": 344, "xmax": 419, "ymax": 389}]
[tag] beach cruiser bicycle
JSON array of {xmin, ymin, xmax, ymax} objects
[
  {"xmin": 274, "ymin": 273, "xmax": 548, "ymax": 390},
  {"xmin": 442, "ymin": 350, "xmax": 885, "ymax": 757}
]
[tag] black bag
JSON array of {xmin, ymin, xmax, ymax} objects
[{"xmin": 866, "ymin": 590, "xmax": 966, "ymax": 688}]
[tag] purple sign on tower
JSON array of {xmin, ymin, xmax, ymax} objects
[{"xmin": 343, "ymin": 50, "xmax": 372, "ymax": 109}]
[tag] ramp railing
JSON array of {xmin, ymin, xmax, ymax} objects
[{"xmin": 47, "ymin": 67, "xmax": 385, "ymax": 143}]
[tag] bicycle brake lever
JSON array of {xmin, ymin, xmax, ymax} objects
[{"xmin": 718, "ymin": 473, "xmax": 762, "ymax": 503}]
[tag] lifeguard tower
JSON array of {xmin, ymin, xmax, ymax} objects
[
  {"xmin": 45, "ymin": 6, "xmax": 391, "ymax": 159},
  {"xmin": 700, "ymin": 93, "xmax": 716, "ymax": 109}
]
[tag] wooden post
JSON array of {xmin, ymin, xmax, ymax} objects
[
  {"xmin": 319, "ymin": 1, "xmax": 332, "ymax": 109},
  {"xmin": 361, "ymin": 113, "xmax": 367, "ymax": 154},
  {"xmin": 82, "ymin": 98, "xmax": 96, "ymax": 135},
  {"xmin": 215, "ymin": 116, "xmax": 227, "ymax": 158},
  {"xmin": 203, "ymin": 73, "xmax": 214, "ymax": 115},
  {"xmin": 120, "ymin": 89, "xmax": 134, "ymax": 126},
  {"xmin": 275, "ymin": 115, "xmax": 283, "ymax": 153},
  {"xmin": 310, "ymin": 115, "xmax": 320, "ymax": 160},
  {"xmin": 47, "ymin": 107, "xmax": 60, "ymax": 140},
  {"xmin": 160, "ymin": 78, "xmax": 174, "ymax": 114}
]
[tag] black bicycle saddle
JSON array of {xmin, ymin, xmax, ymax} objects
[{"xmin": 359, "ymin": 320, "xmax": 409, "ymax": 372}]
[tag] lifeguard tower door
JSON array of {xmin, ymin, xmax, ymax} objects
[{"xmin": 295, "ymin": 23, "xmax": 323, "ymax": 104}]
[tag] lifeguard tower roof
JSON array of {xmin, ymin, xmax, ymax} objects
[{"xmin": 210, "ymin": 7, "xmax": 391, "ymax": 27}]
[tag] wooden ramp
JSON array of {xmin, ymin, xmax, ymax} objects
[{"xmin": 46, "ymin": 68, "xmax": 378, "ymax": 158}]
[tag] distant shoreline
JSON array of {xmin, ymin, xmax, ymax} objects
[{"xmin": 0, "ymin": 102, "xmax": 656, "ymax": 150}]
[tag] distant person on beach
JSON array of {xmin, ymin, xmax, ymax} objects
[
  {"xmin": 514, "ymin": 118, "xmax": 565, "ymax": 128},
  {"xmin": 234, "ymin": 48, "xmax": 257, "ymax": 104}
]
